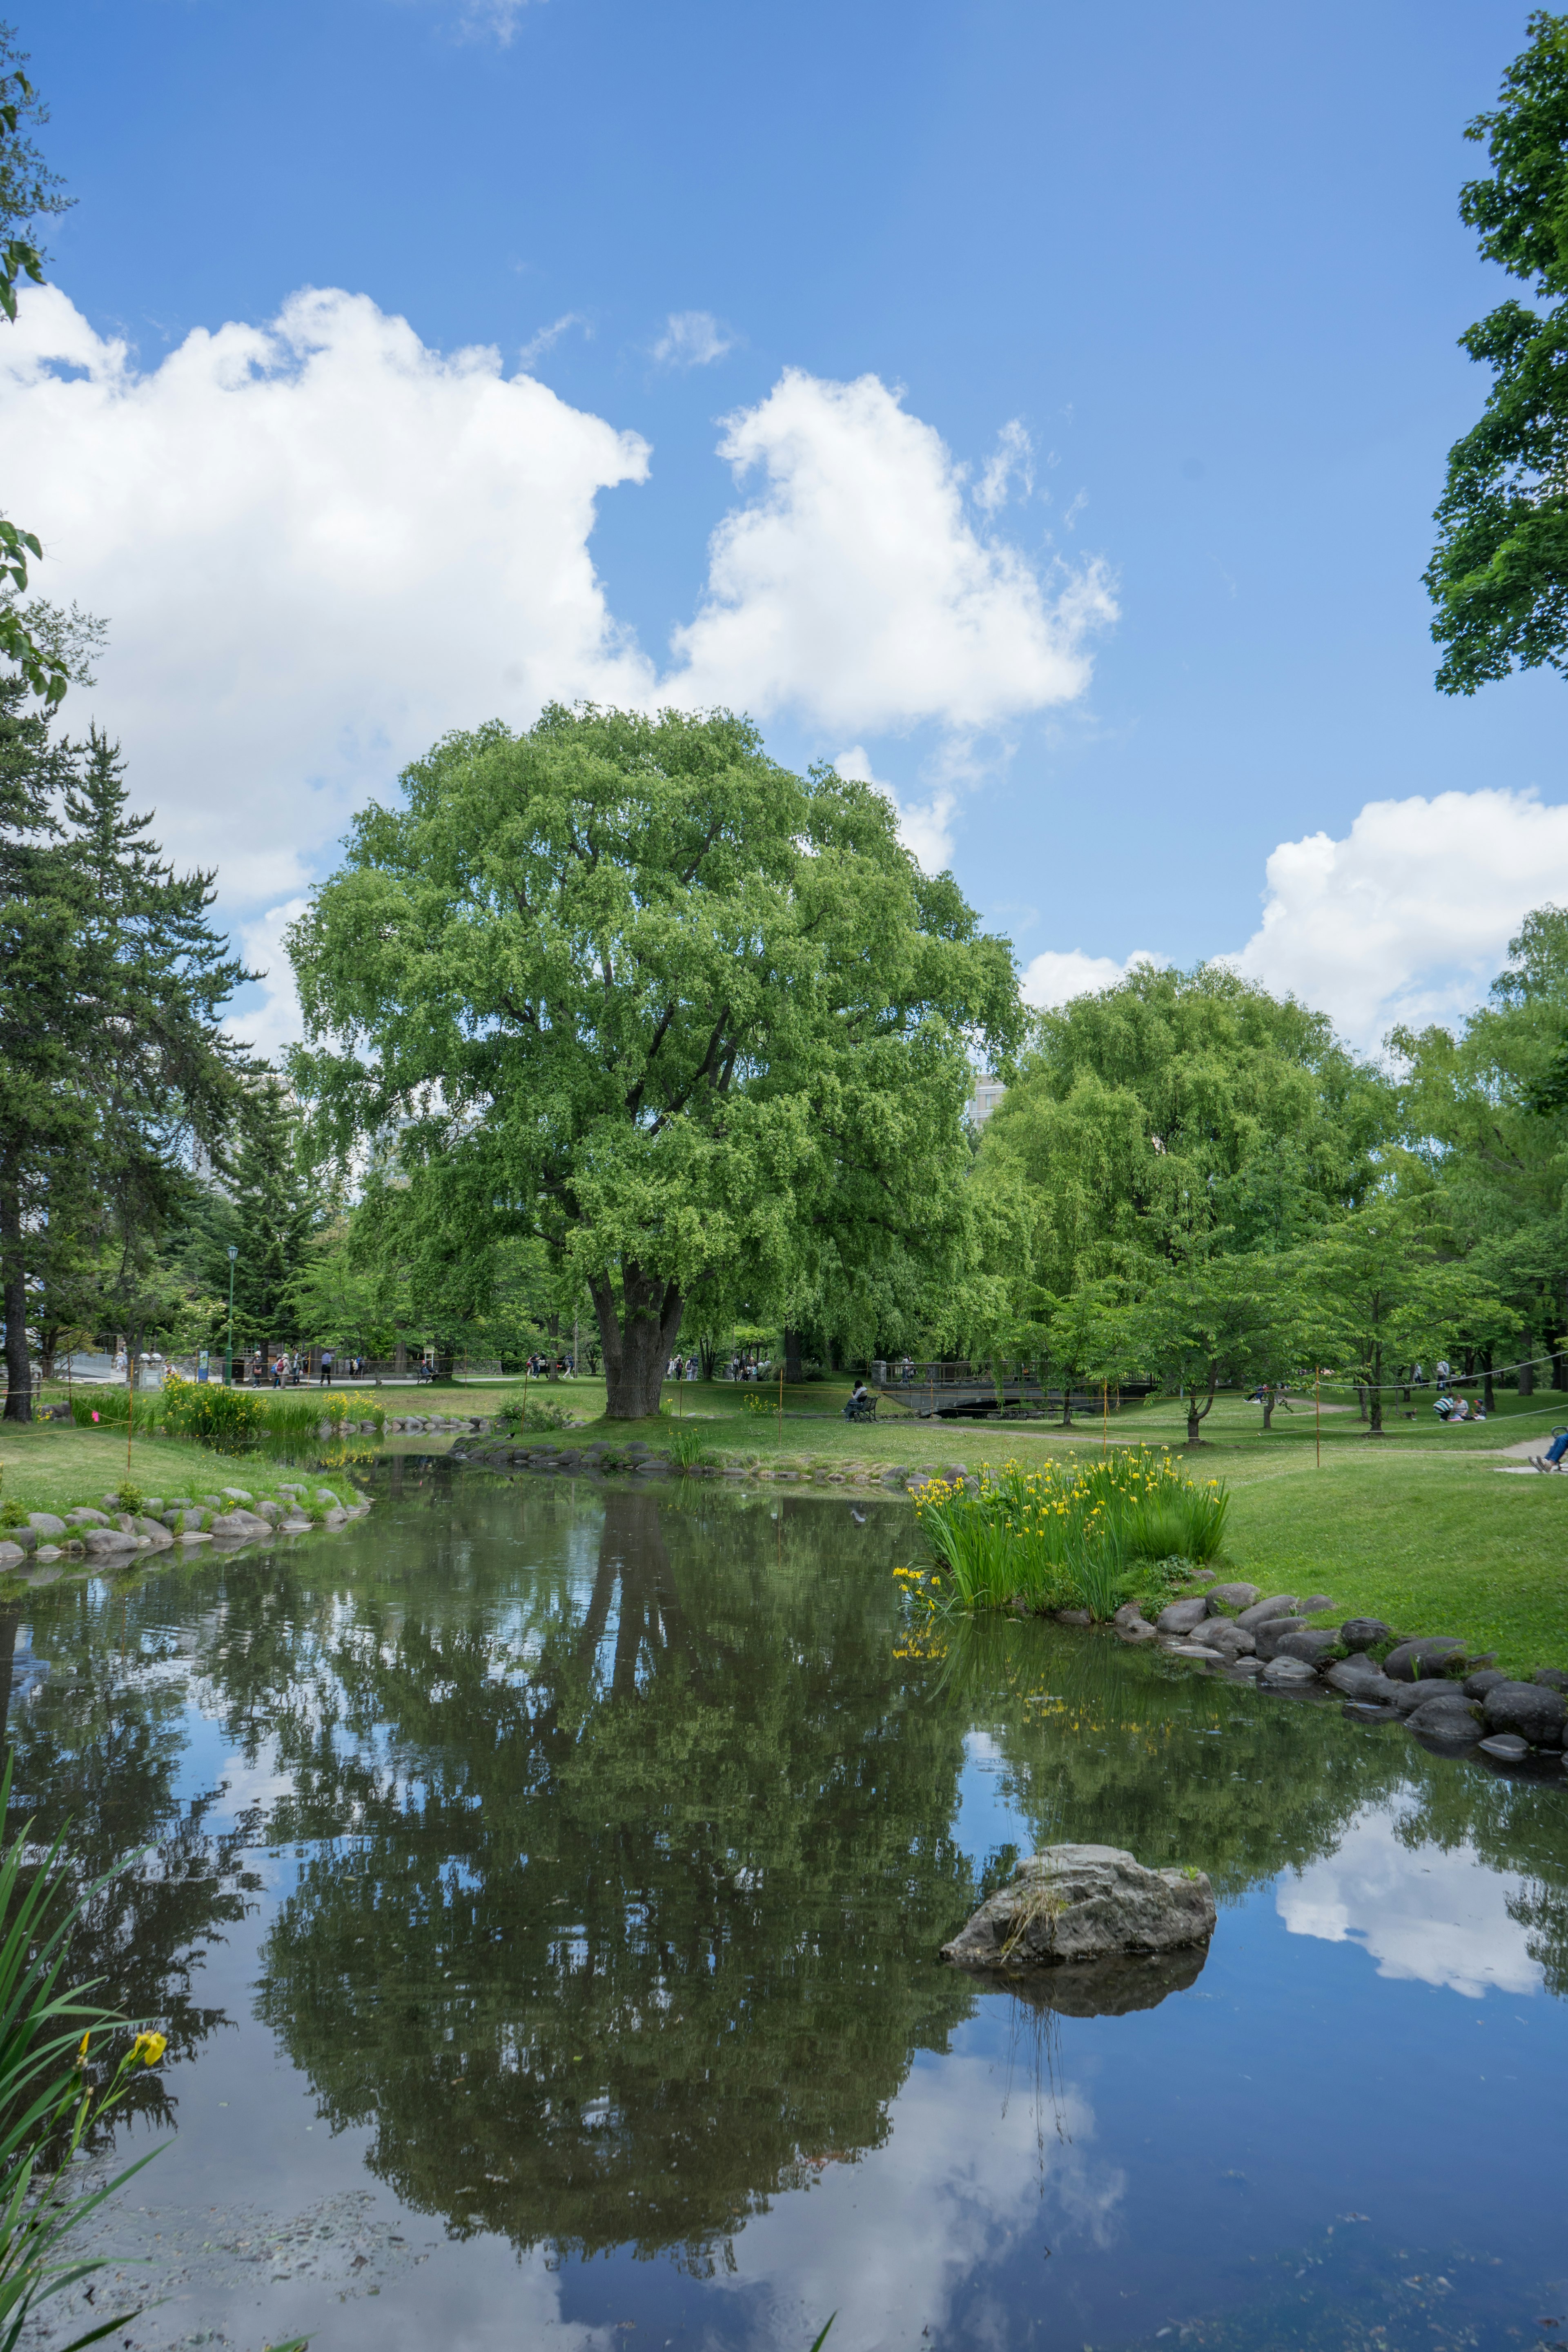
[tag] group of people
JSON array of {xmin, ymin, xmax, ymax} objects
[
  {"xmin": 243, "ymin": 1349, "xmax": 369, "ymax": 1387},
  {"xmin": 665, "ymin": 1354, "xmax": 700, "ymax": 1380},
  {"xmin": 524, "ymin": 1351, "xmax": 574, "ymax": 1379}
]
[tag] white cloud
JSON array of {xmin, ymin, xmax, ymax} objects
[
  {"xmin": 834, "ymin": 743, "xmax": 957, "ymax": 872},
  {"xmin": 3, "ymin": 284, "xmax": 654, "ymax": 903},
  {"xmin": 1020, "ymin": 948, "xmax": 1159, "ymax": 1007},
  {"xmin": 975, "ymin": 417, "xmax": 1034, "ymax": 514},
  {"xmin": 1236, "ymin": 786, "xmax": 1568, "ymax": 1046},
  {"xmin": 518, "ymin": 310, "xmax": 588, "ymax": 368},
  {"xmin": 1278, "ymin": 1810, "xmax": 1543, "ymax": 1998},
  {"xmin": 650, "ymin": 309, "xmax": 734, "ymax": 368},
  {"xmin": 226, "ymin": 897, "xmax": 310, "ymax": 1067},
  {"xmin": 2, "ymin": 289, "xmax": 1114, "ymax": 950},
  {"xmin": 669, "ymin": 368, "xmax": 1117, "ymax": 735},
  {"xmin": 455, "ymin": 0, "xmax": 535, "ymax": 44}
]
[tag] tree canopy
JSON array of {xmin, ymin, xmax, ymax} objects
[
  {"xmin": 289, "ymin": 705, "xmax": 1021, "ymax": 1417},
  {"xmin": 1425, "ymin": 10, "xmax": 1568, "ymax": 693}
]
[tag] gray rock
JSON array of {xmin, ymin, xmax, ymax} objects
[
  {"xmin": 1300, "ymin": 1595, "xmax": 1335, "ymax": 1614},
  {"xmin": 81, "ymin": 1526, "xmax": 138, "ymax": 1555},
  {"xmin": 1325, "ymin": 1657, "xmax": 1400, "ymax": 1702},
  {"xmin": 1188, "ymin": 1568, "xmax": 1216, "ymax": 1585},
  {"xmin": 25, "ymin": 1513, "xmax": 66, "ymax": 1537},
  {"xmin": 321, "ymin": 1507, "xmax": 350, "ymax": 1528},
  {"xmin": 0, "ymin": 1541, "xmax": 25, "ymax": 1570},
  {"xmin": 1482, "ymin": 1681, "xmax": 1566, "ymax": 1748},
  {"xmin": 207, "ymin": 1510, "xmax": 268, "ymax": 1538},
  {"xmin": 1198, "ymin": 1619, "xmax": 1256, "ymax": 1658},
  {"xmin": 1533, "ymin": 1668, "xmax": 1568, "ymax": 1693},
  {"xmin": 2, "ymin": 1526, "xmax": 36, "ymax": 1553},
  {"xmin": 280, "ymin": 1516, "xmax": 312, "ymax": 1533},
  {"xmin": 140, "ymin": 1498, "xmax": 164, "ymax": 1516},
  {"xmin": 1155, "ymin": 1597, "xmax": 1212, "ymax": 1634},
  {"xmin": 1479, "ymin": 1733, "xmax": 1531, "ymax": 1763},
  {"xmin": 1384, "ymin": 1637, "xmax": 1467, "ymax": 1683},
  {"xmin": 1465, "ymin": 1669, "xmax": 1508, "ymax": 1699},
  {"xmin": 1254, "ymin": 1617, "xmax": 1316, "ymax": 1660},
  {"xmin": 255, "ymin": 1501, "xmax": 282, "ymax": 1524},
  {"xmin": 941, "ymin": 1843, "xmax": 1216, "ymax": 1972},
  {"xmin": 1388, "ymin": 1678, "xmax": 1453, "ymax": 1714},
  {"xmin": 1112, "ymin": 1602, "xmax": 1149, "ymax": 1630},
  {"xmin": 1118, "ymin": 1623, "xmax": 1159, "ymax": 1644},
  {"xmin": 1235, "ymin": 1595, "xmax": 1300, "ymax": 1630},
  {"xmin": 64, "ymin": 1508, "xmax": 109, "ymax": 1528},
  {"xmin": 1405, "ymin": 1694, "xmax": 1483, "ymax": 1743},
  {"xmin": 1260, "ymin": 1656, "xmax": 1319, "ymax": 1687},
  {"xmin": 1271, "ymin": 1628, "xmax": 1341, "ymax": 1668},
  {"xmin": 1340, "ymin": 1617, "xmax": 1395, "ymax": 1653},
  {"xmin": 1166, "ymin": 1642, "xmax": 1225, "ymax": 1661},
  {"xmin": 221, "ymin": 1487, "xmax": 254, "ymax": 1503},
  {"xmin": 1228, "ymin": 1657, "xmax": 1265, "ymax": 1675},
  {"xmin": 178, "ymin": 1530, "xmax": 213, "ymax": 1546},
  {"xmin": 199, "ymin": 1495, "xmax": 223, "ymax": 1509},
  {"xmin": 132, "ymin": 1516, "xmax": 173, "ymax": 1549},
  {"xmin": 1204, "ymin": 1581, "xmax": 1259, "ymax": 1610},
  {"xmin": 33, "ymin": 1545, "xmax": 61, "ymax": 1562},
  {"xmin": 1053, "ymin": 1608, "xmax": 1093, "ymax": 1626},
  {"xmin": 165, "ymin": 1497, "xmax": 196, "ymax": 1510}
]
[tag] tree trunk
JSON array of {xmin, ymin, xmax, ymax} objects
[
  {"xmin": 0, "ymin": 1178, "xmax": 30, "ymax": 1423},
  {"xmin": 1483, "ymin": 1348, "xmax": 1495, "ymax": 1413},
  {"xmin": 1520, "ymin": 1343, "xmax": 1535, "ymax": 1398},
  {"xmin": 1261, "ymin": 1387, "xmax": 1275, "ymax": 1431},
  {"xmin": 1368, "ymin": 1341, "xmax": 1384, "ymax": 1434},
  {"xmin": 592, "ymin": 1263, "xmax": 684, "ymax": 1420},
  {"xmin": 546, "ymin": 1313, "xmax": 560, "ymax": 1379},
  {"xmin": 784, "ymin": 1327, "xmax": 803, "ymax": 1384},
  {"xmin": 1186, "ymin": 1364, "xmax": 1218, "ymax": 1446},
  {"xmin": 1355, "ymin": 1383, "xmax": 1367, "ymax": 1421}
]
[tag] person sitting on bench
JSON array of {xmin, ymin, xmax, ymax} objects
[
  {"xmin": 843, "ymin": 1379, "xmax": 875, "ymax": 1423},
  {"xmin": 1533, "ymin": 1427, "xmax": 1568, "ymax": 1471}
]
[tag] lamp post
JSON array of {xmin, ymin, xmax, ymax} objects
[{"xmin": 225, "ymin": 1245, "xmax": 238, "ymax": 1385}]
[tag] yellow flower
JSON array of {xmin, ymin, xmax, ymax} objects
[
  {"xmin": 132, "ymin": 2031, "xmax": 168, "ymax": 2068},
  {"xmin": 76, "ymin": 2031, "xmax": 90, "ymax": 2066}
]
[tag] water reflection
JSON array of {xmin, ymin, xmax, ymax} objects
[
  {"xmin": 1278, "ymin": 1809, "xmax": 1546, "ymax": 1996},
  {"xmin": 1, "ymin": 1470, "xmax": 1566, "ymax": 2350}
]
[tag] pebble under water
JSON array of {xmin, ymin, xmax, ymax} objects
[{"xmin": 5, "ymin": 1458, "xmax": 1567, "ymax": 2352}]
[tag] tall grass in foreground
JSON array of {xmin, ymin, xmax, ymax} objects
[{"xmin": 914, "ymin": 1449, "xmax": 1228, "ymax": 1619}]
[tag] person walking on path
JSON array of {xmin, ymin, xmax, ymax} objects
[{"xmin": 319, "ymin": 1347, "xmax": 334, "ymax": 1387}]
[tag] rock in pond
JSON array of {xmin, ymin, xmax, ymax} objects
[
  {"xmin": 1325, "ymin": 1656, "xmax": 1400, "ymax": 1702},
  {"xmin": 1405, "ymin": 1694, "xmax": 1483, "ymax": 1744},
  {"xmin": 1482, "ymin": 1681, "xmax": 1566, "ymax": 1748},
  {"xmin": 1385, "ymin": 1638, "xmax": 1467, "ymax": 1682},
  {"xmin": 1479, "ymin": 1733, "xmax": 1532, "ymax": 1764},
  {"xmin": 1198, "ymin": 1619, "xmax": 1255, "ymax": 1659},
  {"xmin": 1254, "ymin": 1617, "xmax": 1316, "ymax": 1661},
  {"xmin": 1259, "ymin": 1657, "xmax": 1318, "ymax": 1689},
  {"xmin": 1270, "ymin": 1628, "xmax": 1341, "ymax": 1668},
  {"xmin": 941, "ymin": 1844, "xmax": 1216, "ymax": 1975},
  {"xmin": 964, "ymin": 1942, "xmax": 1209, "ymax": 2017}
]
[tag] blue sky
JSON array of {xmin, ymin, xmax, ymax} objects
[{"xmin": 14, "ymin": 0, "xmax": 1568, "ymax": 1051}]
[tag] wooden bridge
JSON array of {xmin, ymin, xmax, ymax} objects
[{"xmin": 869, "ymin": 1362, "xmax": 1159, "ymax": 1422}]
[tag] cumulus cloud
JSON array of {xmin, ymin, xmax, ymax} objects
[
  {"xmin": 669, "ymin": 368, "xmax": 1117, "ymax": 735},
  {"xmin": 1, "ymin": 288, "xmax": 1114, "ymax": 948},
  {"xmin": 975, "ymin": 417, "xmax": 1034, "ymax": 513},
  {"xmin": 1236, "ymin": 787, "xmax": 1568, "ymax": 1046},
  {"xmin": 2, "ymin": 283, "xmax": 654, "ymax": 902},
  {"xmin": 650, "ymin": 309, "xmax": 734, "ymax": 368},
  {"xmin": 1020, "ymin": 947, "xmax": 1159, "ymax": 1007},
  {"xmin": 225, "ymin": 897, "xmax": 309, "ymax": 1067},
  {"xmin": 1278, "ymin": 1811, "xmax": 1542, "ymax": 1998},
  {"xmin": 834, "ymin": 743, "xmax": 957, "ymax": 872}
]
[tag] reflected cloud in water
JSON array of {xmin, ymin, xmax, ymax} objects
[{"xmin": 1277, "ymin": 1810, "xmax": 1544, "ymax": 1997}]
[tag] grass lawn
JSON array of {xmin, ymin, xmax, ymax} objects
[{"xmin": 0, "ymin": 1420, "xmax": 350, "ymax": 1519}]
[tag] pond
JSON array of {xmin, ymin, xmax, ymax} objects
[{"xmin": 5, "ymin": 1463, "xmax": 1567, "ymax": 2352}]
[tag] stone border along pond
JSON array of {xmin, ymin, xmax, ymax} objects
[
  {"xmin": 0, "ymin": 1480, "xmax": 370, "ymax": 1582},
  {"xmin": 447, "ymin": 1432, "xmax": 1568, "ymax": 1773}
]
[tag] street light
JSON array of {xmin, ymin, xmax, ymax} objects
[{"xmin": 226, "ymin": 1245, "xmax": 238, "ymax": 1385}]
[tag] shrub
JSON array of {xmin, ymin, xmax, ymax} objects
[
  {"xmin": 160, "ymin": 1372, "xmax": 262, "ymax": 1455},
  {"xmin": 667, "ymin": 1423, "xmax": 714, "ymax": 1471}
]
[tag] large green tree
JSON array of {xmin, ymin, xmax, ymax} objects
[
  {"xmin": 1425, "ymin": 11, "xmax": 1568, "ymax": 693},
  {"xmin": 289, "ymin": 706, "xmax": 1020, "ymax": 1418},
  {"xmin": 0, "ymin": 25, "xmax": 74, "ymax": 706},
  {"xmin": 0, "ymin": 721, "xmax": 253, "ymax": 1414}
]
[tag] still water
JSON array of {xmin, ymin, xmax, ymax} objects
[{"xmin": 5, "ymin": 1463, "xmax": 1568, "ymax": 2351}]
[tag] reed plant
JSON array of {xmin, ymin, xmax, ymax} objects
[{"xmin": 913, "ymin": 1449, "xmax": 1228, "ymax": 1620}]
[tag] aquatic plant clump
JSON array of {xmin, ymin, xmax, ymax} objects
[{"xmin": 913, "ymin": 1450, "xmax": 1229, "ymax": 1619}]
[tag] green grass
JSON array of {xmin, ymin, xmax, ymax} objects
[{"xmin": 0, "ymin": 1422, "xmax": 343, "ymax": 1519}]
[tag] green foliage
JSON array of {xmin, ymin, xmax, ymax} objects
[
  {"xmin": 498, "ymin": 1393, "xmax": 575, "ymax": 1434},
  {"xmin": 111, "ymin": 1482, "xmax": 143, "ymax": 1518},
  {"xmin": 666, "ymin": 1423, "xmax": 715, "ymax": 1470},
  {"xmin": 159, "ymin": 1374, "xmax": 263, "ymax": 1456},
  {"xmin": 912, "ymin": 1449, "xmax": 1228, "ymax": 1618},
  {"xmin": 289, "ymin": 706, "xmax": 1020, "ymax": 1419},
  {"xmin": 0, "ymin": 1758, "xmax": 172, "ymax": 2350},
  {"xmin": 0, "ymin": 28, "xmax": 73, "ymax": 707},
  {"xmin": 1425, "ymin": 12, "xmax": 1568, "ymax": 692}
]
